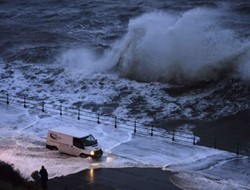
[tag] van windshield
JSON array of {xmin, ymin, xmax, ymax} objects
[
  {"xmin": 81, "ymin": 134, "xmax": 97, "ymax": 146},
  {"xmin": 73, "ymin": 135, "xmax": 97, "ymax": 149}
]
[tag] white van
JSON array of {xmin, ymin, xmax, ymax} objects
[{"xmin": 46, "ymin": 127, "xmax": 103, "ymax": 159}]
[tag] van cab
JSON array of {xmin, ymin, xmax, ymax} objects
[{"xmin": 46, "ymin": 127, "xmax": 103, "ymax": 159}]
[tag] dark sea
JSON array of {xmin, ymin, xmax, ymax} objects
[{"xmin": 0, "ymin": 0, "xmax": 250, "ymax": 153}]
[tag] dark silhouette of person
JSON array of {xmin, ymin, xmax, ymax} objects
[{"xmin": 39, "ymin": 165, "xmax": 48, "ymax": 190}]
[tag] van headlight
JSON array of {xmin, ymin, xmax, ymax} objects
[{"xmin": 90, "ymin": 151, "xmax": 95, "ymax": 156}]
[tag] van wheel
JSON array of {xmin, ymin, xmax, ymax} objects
[
  {"xmin": 80, "ymin": 154, "xmax": 86, "ymax": 158},
  {"xmin": 52, "ymin": 146, "xmax": 58, "ymax": 151}
]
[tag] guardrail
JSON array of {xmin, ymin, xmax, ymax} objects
[{"xmin": 0, "ymin": 92, "xmax": 249, "ymax": 156}]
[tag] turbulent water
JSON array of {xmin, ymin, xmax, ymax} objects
[{"xmin": 0, "ymin": 0, "xmax": 250, "ymax": 124}]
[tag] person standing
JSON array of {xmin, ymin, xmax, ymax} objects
[{"xmin": 39, "ymin": 166, "xmax": 48, "ymax": 190}]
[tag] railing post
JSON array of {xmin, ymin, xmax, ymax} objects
[
  {"xmin": 60, "ymin": 105, "xmax": 62, "ymax": 116},
  {"xmin": 42, "ymin": 101, "xmax": 45, "ymax": 112},
  {"xmin": 150, "ymin": 125, "xmax": 153, "ymax": 136},
  {"xmin": 172, "ymin": 129, "xmax": 175, "ymax": 141},
  {"xmin": 114, "ymin": 116, "xmax": 117, "ymax": 128},
  {"xmin": 214, "ymin": 137, "xmax": 217, "ymax": 149},
  {"xmin": 6, "ymin": 93, "xmax": 9, "ymax": 105},
  {"xmin": 236, "ymin": 142, "xmax": 239, "ymax": 155},
  {"xmin": 97, "ymin": 114, "xmax": 100, "ymax": 124},
  {"xmin": 134, "ymin": 120, "xmax": 136, "ymax": 133},
  {"xmin": 78, "ymin": 108, "xmax": 80, "ymax": 120},
  {"xmin": 24, "ymin": 96, "xmax": 27, "ymax": 108},
  {"xmin": 193, "ymin": 133, "xmax": 196, "ymax": 145}
]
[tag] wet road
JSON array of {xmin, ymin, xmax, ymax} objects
[{"xmin": 48, "ymin": 168, "xmax": 181, "ymax": 190}]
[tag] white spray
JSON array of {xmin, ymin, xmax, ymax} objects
[
  {"xmin": 58, "ymin": 47, "xmax": 115, "ymax": 75},
  {"xmin": 114, "ymin": 8, "xmax": 250, "ymax": 84},
  {"xmin": 59, "ymin": 8, "xmax": 250, "ymax": 84}
]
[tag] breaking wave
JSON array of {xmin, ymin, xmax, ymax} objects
[
  {"xmin": 115, "ymin": 8, "xmax": 250, "ymax": 84},
  {"xmin": 57, "ymin": 8, "xmax": 250, "ymax": 84}
]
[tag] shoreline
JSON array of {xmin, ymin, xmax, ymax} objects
[{"xmin": 48, "ymin": 167, "xmax": 181, "ymax": 190}]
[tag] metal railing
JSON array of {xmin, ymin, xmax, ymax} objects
[{"xmin": 0, "ymin": 92, "xmax": 249, "ymax": 156}]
